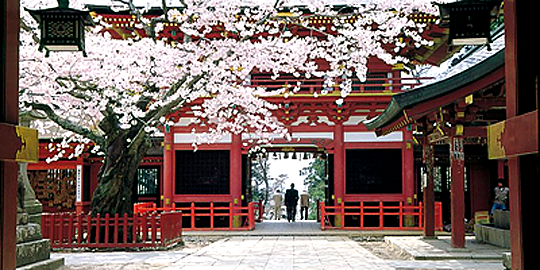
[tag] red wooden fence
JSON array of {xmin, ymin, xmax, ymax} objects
[
  {"xmin": 320, "ymin": 201, "xmax": 443, "ymax": 231},
  {"xmin": 134, "ymin": 202, "xmax": 257, "ymax": 231},
  {"xmin": 42, "ymin": 211, "xmax": 182, "ymax": 249}
]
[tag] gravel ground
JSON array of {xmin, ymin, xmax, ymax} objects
[
  {"xmin": 355, "ymin": 240, "xmax": 413, "ymax": 261},
  {"xmin": 177, "ymin": 236, "xmax": 223, "ymax": 250}
]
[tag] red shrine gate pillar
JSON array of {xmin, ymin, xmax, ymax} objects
[
  {"xmin": 422, "ymin": 140, "xmax": 436, "ymax": 238},
  {"xmin": 504, "ymin": 1, "xmax": 535, "ymax": 268},
  {"xmin": 449, "ymin": 134, "xmax": 465, "ymax": 248},
  {"xmin": 403, "ymin": 129, "xmax": 415, "ymax": 205},
  {"xmin": 402, "ymin": 128, "xmax": 416, "ymax": 227},
  {"xmin": 1, "ymin": 1, "xmax": 21, "ymax": 268},
  {"xmin": 333, "ymin": 123, "xmax": 345, "ymax": 227},
  {"xmin": 162, "ymin": 128, "xmax": 174, "ymax": 208},
  {"xmin": 231, "ymin": 134, "xmax": 243, "ymax": 227}
]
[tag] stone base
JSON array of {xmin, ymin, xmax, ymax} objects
[
  {"xmin": 17, "ymin": 223, "xmax": 43, "ymax": 244},
  {"xmin": 16, "ymin": 239, "xmax": 51, "ymax": 268},
  {"xmin": 493, "ymin": 210, "xmax": 510, "ymax": 230},
  {"xmin": 502, "ymin": 252, "xmax": 511, "ymax": 270},
  {"xmin": 16, "ymin": 257, "xmax": 64, "ymax": 270},
  {"xmin": 474, "ymin": 224, "xmax": 510, "ymax": 248}
]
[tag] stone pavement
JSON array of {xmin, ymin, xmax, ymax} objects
[
  {"xmin": 183, "ymin": 220, "xmax": 424, "ymax": 237},
  {"xmin": 53, "ymin": 234, "xmax": 505, "ymax": 269},
  {"xmin": 386, "ymin": 236, "xmax": 510, "ymax": 260}
]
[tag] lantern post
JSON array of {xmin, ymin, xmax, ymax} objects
[
  {"xmin": 25, "ymin": 0, "xmax": 94, "ymax": 57},
  {"xmin": 436, "ymin": 0, "xmax": 502, "ymax": 46}
]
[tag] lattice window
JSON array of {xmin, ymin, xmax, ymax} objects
[
  {"xmin": 175, "ymin": 150, "xmax": 230, "ymax": 194},
  {"xmin": 345, "ymin": 149, "xmax": 402, "ymax": 194},
  {"xmin": 355, "ymin": 72, "xmax": 387, "ymax": 91}
]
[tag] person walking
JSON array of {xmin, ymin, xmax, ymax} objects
[
  {"xmin": 273, "ymin": 190, "xmax": 283, "ymax": 220},
  {"xmin": 300, "ymin": 190, "xmax": 309, "ymax": 220},
  {"xmin": 285, "ymin": 183, "xmax": 299, "ymax": 222},
  {"xmin": 491, "ymin": 178, "xmax": 509, "ymax": 215}
]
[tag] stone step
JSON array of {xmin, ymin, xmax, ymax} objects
[
  {"xmin": 17, "ymin": 223, "xmax": 43, "ymax": 244},
  {"xmin": 16, "ymin": 257, "xmax": 64, "ymax": 270},
  {"xmin": 16, "ymin": 239, "xmax": 51, "ymax": 268}
]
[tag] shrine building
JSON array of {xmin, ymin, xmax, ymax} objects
[
  {"xmin": 27, "ymin": 3, "xmax": 495, "ymax": 231},
  {"xmin": 3, "ymin": 1, "xmax": 536, "ymax": 270}
]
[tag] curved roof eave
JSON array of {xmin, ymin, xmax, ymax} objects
[{"xmin": 365, "ymin": 49, "xmax": 505, "ymax": 131}]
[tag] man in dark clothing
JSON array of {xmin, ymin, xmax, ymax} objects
[{"xmin": 285, "ymin": 183, "xmax": 299, "ymax": 222}]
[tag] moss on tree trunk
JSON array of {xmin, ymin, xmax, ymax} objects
[{"xmin": 90, "ymin": 130, "xmax": 150, "ymax": 216}]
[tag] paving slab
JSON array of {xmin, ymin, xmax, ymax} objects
[
  {"xmin": 52, "ymin": 224, "xmax": 505, "ymax": 270},
  {"xmin": 182, "ymin": 220, "xmax": 427, "ymax": 237},
  {"xmin": 386, "ymin": 236, "xmax": 510, "ymax": 260}
]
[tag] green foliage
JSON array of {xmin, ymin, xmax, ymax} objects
[
  {"xmin": 250, "ymin": 157, "xmax": 270, "ymax": 206},
  {"xmin": 300, "ymin": 158, "xmax": 327, "ymax": 220}
]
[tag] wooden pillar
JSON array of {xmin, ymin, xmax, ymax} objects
[
  {"xmin": 162, "ymin": 128, "xmax": 174, "ymax": 207},
  {"xmin": 231, "ymin": 134, "xmax": 242, "ymax": 204},
  {"xmin": 450, "ymin": 135, "xmax": 465, "ymax": 248},
  {"xmin": 333, "ymin": 123, "xmax": 345, "ymax": 227},
  {"xmin": 0, "ymin": 0, "xmax": 20, "ymax": 268},
  {"xmin": 504, "ymin": 1, "xmax": 524, "ymax": 268},
  {"xmin": 422, "ymin": 141, "xmax": 436, "ymax": 238},
  {"xmin": 333, "ymin": 123, "xmax": 344, "ymax": 203},
  {"xmin": 231, "ymin": 134, "xmax": 243, "ymax": 227},
  {"xmin": 403, "ymin": 129, "xmax": 415, "ymax": 204}
]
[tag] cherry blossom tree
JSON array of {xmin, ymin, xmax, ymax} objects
[{"xmin": 20, "ymin": 0, "xmax": 439, "ymax": 215}]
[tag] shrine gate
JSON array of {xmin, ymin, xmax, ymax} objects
[{"xmin": 27, "ymin": 4, "xmax": 451, "ymax": 231}]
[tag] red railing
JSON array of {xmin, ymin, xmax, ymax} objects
[
  {"xmin": 134, "ymin": 202, "xmax": 257, "ymax": 231},
  {"xmin": 249, "ymin": 76, "xmax": 432, "ymax": 93},
  {"xmin": 251, "ymin": 200, "xmax": 264, "ymax": 222},
  {"xmin": 319, "ymin": 201, "xmax": 443, "ymax": 231},
  {"xmin": 42, "ymin": 211, "xmax": 182, "ymax": 249}
]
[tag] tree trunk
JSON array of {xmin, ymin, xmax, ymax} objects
[{"xmin": 90, "ymin": 131, "xmax": 150, "ymax": 216}]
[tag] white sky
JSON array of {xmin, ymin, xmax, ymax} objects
[{"xmin": 267, "ymin": 155, "xmax": 310, "ymax": 193}]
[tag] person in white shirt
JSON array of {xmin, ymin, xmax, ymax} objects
[
  {"xmin": 273, "ymin": 190, "xmax": 283, "ymax": 220},
  {"xmin": 300, "ymin": 190, "xmax": 309, "ymax": 220}
]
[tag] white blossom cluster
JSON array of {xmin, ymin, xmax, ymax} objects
[{"xmin": 19, "ymin": 0, "xmax": 439, "ymax": 159}]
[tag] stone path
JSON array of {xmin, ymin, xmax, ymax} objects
[
  {"xmin": 386, "ymin": 236, "xmax": 509, "ymax": 260},
  {"xmin": 54, "ymin": 235, "xmax": 504, "ymax": 270},
  {"xmin": 182, "ymin": 220, "xmax": 424, "ymax": 237}
]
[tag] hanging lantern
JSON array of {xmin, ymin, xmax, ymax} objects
[
  {"xmin": 436, "ymin": 0, "xmax": 501, "ymax": 46},
  {"xmin": 26, "ymin": 0, "xmax": 94, "ymax": 57}
]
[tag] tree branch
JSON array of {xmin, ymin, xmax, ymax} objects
[
  {"xmin": 144, "ymin": 74, "xmax": 205, "ymax": 124},
  {"xmin": 28, "ymin": 102, "xmax": 106, "ymax": 147}
]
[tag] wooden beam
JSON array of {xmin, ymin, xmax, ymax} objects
[
  {"xmin": 0, "ymin": 123, "xmax": 38, "ymax": 163},
  {"xmin": 488, "ymin": 110, "xmax": 539, "ymax": 159}
]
